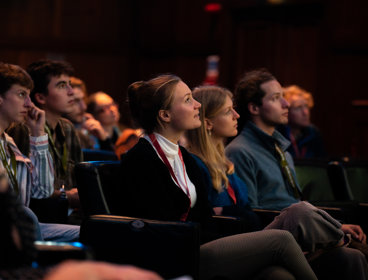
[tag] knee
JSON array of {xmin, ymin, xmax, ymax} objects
[{"xmin": 264, "ymin": 229, "xmax": 296, "ymax": 245}]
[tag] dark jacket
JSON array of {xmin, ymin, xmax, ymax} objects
[{"xmin": 116, "ymin": 138, "xmax": 213, "ymax": 226}]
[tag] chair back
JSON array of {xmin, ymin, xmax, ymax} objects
[
  {"xmin": 82, "ymin": 148, "xmax": 118, "ymax": 161},
  {"xmin": 80, "ymin": 214, "xmax": 200, "ymax": 279},
  {"xmin": 341, "ymin": 159, "xmax": 368, "ymax": 203},
  {"xmin": 294, "ymin": 159, "xmax": 335, "ymax": 201},
  {"xmin": 294, "ymin": 159, "xmax": 354, "ymax": 202},
  {"xmin": 75, "ymin": 161, "xmax": 121, "ymax": 216}
]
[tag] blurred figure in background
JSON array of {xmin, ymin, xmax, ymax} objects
[
  {"xmin": 86, "ymin": 92, "xmax": 120, "ymax": 151},
  {"xmin": 278, "ymin": 85, "xmax": 326, "ymax": 159},
  {"xmin": 65, "ymin": 77, "xmax": 109, "ymax": 150},
  {"xmin": 114, "ymin": 128, "xmax": 142, "ymax": 159}
]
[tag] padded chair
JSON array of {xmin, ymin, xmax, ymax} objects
[
  {"xmin": 80, "ymin": 214, "xmax": 200, "ymax": 279},
  {"xmin": 75, "ymin": 161, "xmax": 121, "ymax": 216},
  {"xmin": 75, "ymin": 160, "xmax": 253, "ymax": 234},
  {"xmin": 294, "ymin": 159, "xmax": 353, "ymax": 202},
  {"xmin": 294, "ymin": 159, "xmax": 368, "ymax": 230},
  {"xmin": 340, "ymin": 158, "xmax": 368, "ymax": 203},
  {"xmin": 82, "ymin": 148, "xmax": 118, "ymax": 161}
]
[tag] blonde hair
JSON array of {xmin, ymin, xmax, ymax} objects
[
  {"xmin": 283, "ymin": 85, "xmax": 314, "ymax": 108},
  {"xmin": 186, "ymin": 86, "xmax": 234, "ymax": 192}
]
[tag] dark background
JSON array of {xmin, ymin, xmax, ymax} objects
[{"xmin": 0, "ymin": 0, "xmax": 367, "ymax": 158}]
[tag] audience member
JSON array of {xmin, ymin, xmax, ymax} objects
[
  {"xmin": 117, "ymin": 74, "xmax": 318, "ymax": 280},
  {"xmin": 225, "ymin": 68, "xmax": 368, "ymax": 279},
  {"xmin": 64, "ymin": 77, "xmax": 93, "ymax": 149},
  {"xmin": 277, "ymin": 85, "xmax": 326, "ymax": 159},
  {"xmin": 186, "ymin": 85, "xmax": 261, "ymax": 231},
  {"xmin": 0, "ymin": 167, "xmax": 163, "ymax": 280},
  {"xmin": 27, "ymin": 60, "xmax": 82, "ymax": 203},
  {"xmin": 187, "ymin": 84, "xmax": 368, "ymax": 255},
  {"xmin": 66, "ymin": 77, "xmax": 117, "ymax": 151},
  {"xmin": 0, "ymin": 62, "xmax": 79, "ymax": 241},
  {"xmin": 86, "ymin": 91, "xmax": 120, "ymax": 151}
]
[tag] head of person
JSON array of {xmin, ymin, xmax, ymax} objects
[
  {"xmin": 127, "ymin": 74, "xmax": 201, "ymax": 139},
  {"xmin": 235, "ymin": 68, "xmax": 289, "ymax": 134},
  {"xmin": 87, "ymin": 92, "xmax": 120, "ymax": 127},
  {"xmin": 27, "ymin": 59, "xmax": 75, "ymax": 115},
  {"xmin": 65, "ymin": 77, "xmax": 88, "ymax": 124},
  {"xmin": 0, "ymin": 63, "xmax": 34, "ymax": 126},
  {"xmin": 283, "ymin": 85, "xmax": 313, "ymax": 129},
  {"xmin": 186, "ymin": 86, "xmax": 238, "ymax": 191}
]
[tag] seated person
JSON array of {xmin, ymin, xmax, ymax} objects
[
  {"xmin": 186, "ymin": 85, "xmax": 261, "ymax": 231},
  {"xmin": 277, "ymin": 85, "xmax": 326, "ymax": 159},
  {"xmin": 225, "ymin": 69, "xmax": 368, "ymax": 279},
  {"xmin": 116, "ymin": 74, "xmax": 318, "ymax": 280},
  {"xmin": 0, "ymin": 62, "xmax": 79, "ymax": 241},
  {"xmin": 65, "ymin": 77, "xmax": 109, "ymax": 150},
  {"xmin": 86, "ymin": 92, "xmax": 120, "ymax": 151},
  {"xmin": 8, "ymin": 60, "xmax": 83, "ymax": 226},
  {"xmin": 0, "ymin": 168, "xmax": 162, "ymax": 280}
]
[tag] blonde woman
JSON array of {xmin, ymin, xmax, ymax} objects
[{"xmin": 186, "ymin": 86, "xmax": 261, "ymax": 231}]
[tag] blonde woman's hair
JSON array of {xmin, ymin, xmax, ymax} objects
[
  {"xmin": 186, "ymin": 86, "xmax": 235, "ymax": 192},
  {"xmin": 283, "ymin": 85, "xmax": 314, "ymax": 108}
]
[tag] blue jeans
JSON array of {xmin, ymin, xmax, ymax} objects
[{"xmin": 23, "ymin": 206, "xmax": 80, "ymax": 242}]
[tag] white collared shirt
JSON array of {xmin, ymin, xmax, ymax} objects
[{"xmin": 145, "ymin": 133, "xmax": 197, "ymax": 207}]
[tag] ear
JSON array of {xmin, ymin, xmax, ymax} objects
[
  {"xmin": 158, "ymin": 109, "xmax": 171, "ymax": 123},
  {"xmin": 204, "ymin": 118, "xmax": 213, "ymax": 131},
  {"xmin": 248, "ymin": 102, "xmax": 260, "ymax": 116},
  {"xmin": 0, "ymin": 96, "xmax": 3, "ymax": 106},
  {"xmin": 34, "ymin": 93, "xmax": 46, "ymax": 106}
]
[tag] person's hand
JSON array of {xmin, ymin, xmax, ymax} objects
[
  {"xmin": 26, "ymin": 103, "xmax": 46, "ymax": 137},
  {"xmin": 66, "ymin": 188, "xmax": 80, "ymax": 209},
  {"xmin": 341, "ymin": 224, "xmax": 367, "ymax": 243},
  {"xmin": 44, "ymin": 261, "xmax": 163, "ymax": 280},
  {"xmin": 83, "ymin": 113, "xmax": 108, "ymax": 141}
]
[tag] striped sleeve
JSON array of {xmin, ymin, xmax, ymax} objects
[{"xmin": 29, "ymin": 134, "xmax": 54, "ymax": 199}]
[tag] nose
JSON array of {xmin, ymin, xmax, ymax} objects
[
  {"xmin": 302, "ymin": 107, "xmax": 310, "ymax": 116},
  {"xmin": 281, "ymin": 97, "xmax": 290, "ymax": 108},
  {"xmin": 194, "ymin": 99, "xmax": 201, "ymax": 109},
  {"xmin": 24, "ymin": 95, "xmax": 32, "ymax": 107},
  {"xmin": 233, "ymin": 109, "xmax": 240, "ymax": 119},
  {"xmin": 67, "ymin": 84, "xmax": 74, "ymax": 96}
]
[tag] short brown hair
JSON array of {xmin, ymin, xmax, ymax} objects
[
  {"xmin": 0, "ymin": 63, "xmax": 33, "ymax": 96},
  {"xmin": 235, "ymin": 68, "xmax": 276, "ymax": 130}
]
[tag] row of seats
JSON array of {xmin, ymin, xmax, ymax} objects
[
  {"xmin": 64, "ymin": 155, "xmax": 368, "ymax": 278},
  {"xmin": 74, "ymin": 160, "xmax": 251, "ymax": 279}
]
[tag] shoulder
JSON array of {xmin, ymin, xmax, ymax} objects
[
  {"xmin": 228, "ymin": 172, "xmax": 247, "ymax": 189},
  {"xmin": 121, "ymin": 138, "xmax": 155, "ymax": 164},
  {"xmin": 188, "ymin": 153, "xmax": 209, "ymax": 172},
  {"xmin": 5, "ymin": 123, "xmax": 30, "ymax": 156},
  {"xmin": 58, "ymin": 118, "xmax": 77, "ymax": 132},
  {"xmin": 226, "ymin": 132, "xmax": 253, "ymax": 159}
]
